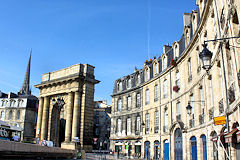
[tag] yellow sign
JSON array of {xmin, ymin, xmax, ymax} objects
[{"xmin": 214, "ymin": 116, "xmax": 226, "ymax": 125}]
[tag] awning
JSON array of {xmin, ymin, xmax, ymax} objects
[
  {"xmin": 211, "ymin": 132, "xmax": 227, "ymax": 142},
  {"xmin": 236, "ymin": 130, "xmax": 240, "ymax": 143},
  {"xmin": 225, "ymin": 128, "xmax": 238, "ymax": 143}
]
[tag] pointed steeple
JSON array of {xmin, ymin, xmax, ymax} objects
[{"xmin": 19, "ymin": 50, "xmax": 32, "ymax": 95}]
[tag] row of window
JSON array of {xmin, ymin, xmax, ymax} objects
[
  {"xmin": 1, "ymin": 99, "xmax": 24, "ymax": 107},
  {"xmin": 0, "ymin": 110, "xmax": 21, "ymax": 120},
  {"xmin": 117, "ymin": 92, "xmax": 141, "ymax": 111}
]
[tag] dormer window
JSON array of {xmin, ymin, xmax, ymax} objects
[
  {"xmin": 163, "ymin": 56, "xmax": 167, "ymax": 70},
  {"xmin": 154, "ymin": 63, "xmax": 158, "ymax": 75},
  {"xmin": 146, "ymin": 68, "xmax": 150, "ymax": 81},
  {"xmin": 127, "ymin": 78, "xmax": 131, "ymax": 89},
  {"xmin": 174, "ymin": 44, "xmax": 179, "ymax": 58},
  {"xmin": 117, "ymin": 81, "xmax": 122, "ymax": 92},
  {"xmin": 137, "ymin": 74, "xmax": 141, "ymax": 85}
]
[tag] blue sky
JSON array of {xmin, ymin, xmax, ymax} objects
[{"xmin": 0, "ymin": 0, "xmax": 196, "ymax": 104}]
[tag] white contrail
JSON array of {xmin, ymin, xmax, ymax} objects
[{"xmin": 147, "ymin": 0, "xmax": 151, "ymax": 60}]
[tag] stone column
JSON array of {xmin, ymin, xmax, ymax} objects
[
  {"xmin": 71, "ymin": 91, "xmax": 81, "ymax": 141},
  {"xmin": 65, "ymin": 92, "xmax": 74, "ymax": 142},
  {"xmin": 40, "ymin": 96, "xmax": 50, "ymax": 140},
  {"xmin": 36, "ymin": 97, "xmax": 44, "ymax": 138}
]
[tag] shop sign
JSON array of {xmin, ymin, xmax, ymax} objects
[
  {"xmin": 0, "ymin": 128, "xmax": 8, "ymax": 137},
  {"xmin": 214, "ymin": 116, "xmax": 226, "ymax": 125}
]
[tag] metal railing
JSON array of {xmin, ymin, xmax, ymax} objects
[
  {"xmin": 209, "ymin": 107, "xmax": 214, "ymax": 120},
  {"xmin": 188, "ymin": 75, "xmax": 192, "ymax": 82},
  {"xmin": 189, "ymin": 119, "xmax": 195, "ymax": 128},
  {"xmin": 163, "ymin": 125, "xmax": 168, "ymax": 132},
  {"xmin": 154, "ymin": 126, "xmax": 159, "ymax": 133},
  {"xmin": 228, "ymin": 83, "xmax": 235, "ymax": 105},
  {"xmin": 199, "ymin": 114, "xmax": 204, "ymax": 125},
  {"xmin": 219, "ymin": 99, "xmax": 224, "ymax": 114},
  {"xmin": 176, "ymin": 114, "xmax": 181, "ymax": 121}
]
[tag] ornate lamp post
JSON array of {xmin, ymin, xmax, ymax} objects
[
  {"xmin": 52, "ymin": 97, "xmax": 65, "ymax": 147},
  {"xmin": 199, "ymin": 36, "xmax": 240, "ymax": 160}
]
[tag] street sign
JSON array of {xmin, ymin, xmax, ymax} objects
[
  {"xmin": 93, "ymin": 138, "xmax": 98, "ymax": 142},
  {"xmin": 214, "ymin": 116, "xmax": 226, "ymax": 125}
]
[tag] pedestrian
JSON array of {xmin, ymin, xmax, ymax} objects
[
  {"xmin": 12, "ymin": 133, "xmax": 20, "ymax": 142},
  {"xmin": 117, "ymin": 149, "xmax": 120, "ymax": 159}
]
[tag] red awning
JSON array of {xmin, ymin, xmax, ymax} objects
[
  {"xmin": 236, "ymin": 130, "xmax": 240, "ymax": 143},
  {"xmin": 225, "ymin": 128, "xmax": 238, "ymax": 143}
]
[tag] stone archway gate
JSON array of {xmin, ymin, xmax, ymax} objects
[{"xmin": 35, "ymin": 64, "xmax": 99, "ymax": 151}]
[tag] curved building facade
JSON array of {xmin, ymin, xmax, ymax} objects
[{"xmin": 110, "ymin": 0, "xmax": 240, "ymax": 159}]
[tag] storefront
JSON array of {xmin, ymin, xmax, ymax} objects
[
  {"xmin": 0, "ymin": 120, "xmax": 22, "ymax": 141},
  {"xmin": 135, "ymin": 141, "xmax": 141, "ymax": 157},
  {"xmin": 115, "ymin": 141, "xmax": 123, "ymax": 153}
]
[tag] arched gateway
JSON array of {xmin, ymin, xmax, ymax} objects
[{"xmin": 35, "ymin": 64, "xmax": 99, "ymax": 150}]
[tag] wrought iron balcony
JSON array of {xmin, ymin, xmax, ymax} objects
[
  {"xmin": 188, "ymin": 74, "xmax": 192, "ymax": 82},
  {"xmin": 228, "ymin": 83, "xmax": 235, "ymax": 105},
  {"xmin": 197, "ymin": 66, "xmax": 201, "ymax": 73},
  {"xmin": 135, "ymin": 131, "xmax": 140, "ymax": 135},
  {"xmin": 145, "ymin": 128, "xmax": 149, "ymax": 134},
  {"xmin": 189, "ymin": 119, "xmax": 195, "ymax": 128},
  {"xmin": 199, "ymin": 114, "xmax": 204, "ymax": 125},
  {"xmin": 219, "ymin": 99, "xmax": 224, "ymax": 114},
  {"xmin": 238, "ymin": 70, "xmax": 240, "ymax": 88},
  {"xmin": 154, "ymin": 126, "xmax": 159, "ymax": 133},
  {"xmin": 209, "ymin": 107, "xmax": 214, "ymax": 120},
  {"xmin": 154, "ymin": 97, "xmax": 159, "ymax": 102},
  {"xmin": 163, "ymin": 125, "xmax": 168, "ymax": 133},
  {"xmin": 176, "ymin": 114, "xmax": 181, "ymax": 121}
]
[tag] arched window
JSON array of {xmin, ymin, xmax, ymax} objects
[
  {"xmin": 9, "ymin": 111, "xmax": 12, "ymax": 120},
  {"xmin": 117, "ymin": 99, "xmax": 122, "ymax": 111},
  {"xmin": 201, "ymin": 134, "xmax": 207, "ymax": 160},
  {"xmin": 117, "ymin": 81, "xmax": 122, "ymax": 92},
  {"xmin": 0, "ymin": 111, "xmax": 5, "ymax": 120},
  {"xmin": 164, "ymin": 108, "xmax": 168, "ymax": 132},
  {"xmin": 16, "ymin": 110, "xmax": 20, "ymax": 120},
  {"xmin": 190, "ymin": 136, "xmax": 197, "ymax": 160}
]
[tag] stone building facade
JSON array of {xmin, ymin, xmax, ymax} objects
[
  {"xmin": 35, "ymin": 63, "xmax": 99, "ymax": 151},
  {"xmin": 0, "ymin": 54, "xmax": 38, "ymax": 141},
  {"xmin": 110, "ymin": 0, "xmax": 240, "ymax": 159},
  {"xmin": 92, "ymin": 100, "xmax": 111, "ymax": 150}
]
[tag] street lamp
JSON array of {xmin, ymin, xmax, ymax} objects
[
  {"xmin": 199, "ymin": 43, "xmax": 213, "ymax": 73},
  {"xmin": 52, "ymin": 97, "xmax": 65, "ymax": 147},
  {"xmin": 199, "ymin": 36, "xmax": 240, "ymax": 160},
  {"xmin": 186, "ymin": 103, "xmax": 192, "ymax": 115}
]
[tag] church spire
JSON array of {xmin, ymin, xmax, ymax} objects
[{"xmin": 19, "ymin": 50, "xmax": 32, "ymax": 95}]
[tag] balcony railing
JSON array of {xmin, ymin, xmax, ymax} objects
[
  {"xmin": 154, "ymin": 97, "xmax": 159, "ymax": 102},
  {"xmin": 238, "ymin": 70, "xmax": 240, "ymax": 88},
  {"xmin": 188, "ymin": 75, "xmax": 192, "ymax": 82},
  {"xmin": 209, "ymin": 107, "xmax": 214, "ymax": 120},
  {"xmin": 189, "ymin": 119, "xmax": 195, "ymax": 128},
  {"xmin": 199, "ymin": 114, "xmax": 204, "ymax": 125},
  {"xmin": 176, "ymin": 114, "xmax": 181, "ymax": 121},
  {"xmin": 154, "ymin": 126, "xmax": 159, "ymax": 133},
  {"xmin": 228, "ymin": 83, "xmax": 235, "ymax": 105},
  {"xmin": 197, "ymin": 66, "xmax": 201, "ymax": 73},
  {"xmin": 135, "ymin": 130, "xmax": 140, "ymax": 135},
  {"xmin": 145, "ymin": 128, "xmax": 149, "ymax": 134},
  {"xmin": 219, "ymin": 99, "xmax": 224, "ymax": 114},
  {"xmin": 163, "ymin": 125, "xmax": 168, "ymax": 133}
]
